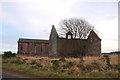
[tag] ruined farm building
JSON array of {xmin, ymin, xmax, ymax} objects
[
  {"xmin": 18, "ymin": 25, "xmax": 101, "ymax": 57},
  {"xmin": 18, "ymin": 39, "xmax": 49, "ymax": 56},
  {"xmin": 49, "ymin": 25, "xmax": 101, "ymax": 57}
]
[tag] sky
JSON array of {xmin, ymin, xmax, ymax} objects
[{"xmin": 0, "ymin": 0, "xmax": 119, "ymax": 53}]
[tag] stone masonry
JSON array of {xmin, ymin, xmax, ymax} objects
[
  {"xmin": 49, "ymin": 25, "xmax": 101, "ymax": 57},
  {"xmin": 18, "ymin": 25, "xmax": 101, "ymax": 57}
]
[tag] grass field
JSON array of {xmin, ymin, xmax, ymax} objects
[{"xmin": 2, "ymin": 54, "xmax": 120, "ymax": 78}]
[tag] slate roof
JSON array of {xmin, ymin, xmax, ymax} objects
[{"xmin": 18, "ymin": 38, "xmax": 49, "ymax": 43}]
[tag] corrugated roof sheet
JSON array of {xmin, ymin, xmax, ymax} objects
[{"xmin": 18, "ymin": 38, "xmax": 49, "ymax": 43}]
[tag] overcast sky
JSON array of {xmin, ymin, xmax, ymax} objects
[{"xmin": 0, "ymin": 0, "xmax": 119, "ymax": 53}]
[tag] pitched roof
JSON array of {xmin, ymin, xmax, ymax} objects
[
  {"xmin": 18, "ymin": 38, "xmax": 49, "ymax": 43},
  {"xmin": 88, "ymin": 30, "xmax": 101, "ymax": 40},
  {"xmin": 66, "ymin": 31, "xmax": 73, "ymax": 35},
  {"xmin": 49, "ymin": 25, "xmax": 59, "ymax": 39}
]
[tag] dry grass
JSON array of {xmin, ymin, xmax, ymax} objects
[
  {"xmin": 17, "ymin": 54, "xmax": 119, "ymax": 72},
  {"xmin": 65, "ymin": 66, "xmax": 80, "ymax": 74},
  {"xmin": 109, "ymin": 54, "xmax": 119, "ymax": 64},
  {"xmin": 2, "ymin": 53, "xmax": 120, "ymax": 78},
  {"xmin": 17, "ymin": 54, "xmax": 119, "ymax": 65}
]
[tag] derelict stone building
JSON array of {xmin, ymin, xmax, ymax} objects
[
  {"xmin": 49, "ymin": 25, "xmax": 101, "ymax": 57},
  {"xmin": 18, "ymin": 25, "xmax": 101, "ymax": 57}
]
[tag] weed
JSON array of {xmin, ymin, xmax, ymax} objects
[
  {"xmin": 39, "ymin": 58, "xmax": 44, "ymax": 61},
  {"xmin": 2, "ymin": 54, "xmax": 120, "ymax": 78},
  {"xmin": 84, "ymin": 65, "xmax": 93, "ymax": 72},
  {"xmin": 114, "ymin": 64, "xmax": 120, "ymax": 71},
  {"xmin": 77, "ymin": 57, "xmax": 85, "ymax": 72},
  {"xmin": 78, "ymin": 64, "xmax": 85, "ymax": 71},
  {"xmin": 51, "ymin": 60, "xmax": 59, "ymax": 65},
  {"xmin": 66, "ymin": 61, "xmax": 74, "ymax": 68},
  {"xmin": 30, "ymin": 60, "xmax": 37, "ymax": 65},
  {"xmin": 10, "ymin": 59, "xmax": 24, "ymax": 64},
  {"xmin": 30, "ymin": 65, "xmax": 38, "ymax": 69},
  {"xmin": 51, "ymin": 60, "xmax": 59, "ymax": 70},
  {"xmin": 80, "ymin": 56, "xmax": 85, "ymax": 63},
  {"xmin": 65, "ymin": 66, "xmax": 80, "ymax": 74},
  {"xmin": 2, "ymin": 60, "xmax": 8, "ymax": 63},
  {"xmin": 59, "ymin": 57, "xmax": 65, "ymax": 62},
  {"xmin": 23, "ymin": 58, "xmax": 28, "ymax": 61},
  {"xmin": 104, "ymin": 55, "xmax": 112, "ymax": 70},
  {"xmin": 36, "ymin": 63, "xmax": 43, "ymax": 67},
  {"xmin": 91, "ymin": 61, "xmax": 102, "ymax": 72}
]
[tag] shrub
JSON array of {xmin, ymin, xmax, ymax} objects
[{"xmin": 2, "ymin": 51, "xmax": 16, "ymax": 58}]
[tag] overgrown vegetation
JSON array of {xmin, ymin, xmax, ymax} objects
[
  {"xmin": 51, "ymin": 60, "xmax": 59, "ymax": 70},
  {"xmin": 2, "ymin": 54, "xmax": 120, "ymax": 78},
  {"xmin": 114, "ymin": 64, "xmax": 120, "ymax": 71},
  {"xmin": 2, "ymin": 51, "xmax": 16, "ymax": 58},
  {"xmin": 104, "ymin": 55, "xmax": 112, "ymax": 70}
]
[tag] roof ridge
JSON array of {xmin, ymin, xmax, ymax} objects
[
  {"xmin": 19, "ymin": 38, "xmax": 48, "ymax": 40},
  {"xmin": 18, "ymin": 38, "xmax": 49, "ymax": 43}
]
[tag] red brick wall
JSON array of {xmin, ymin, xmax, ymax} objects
[{"xmin": 18, "ymin": 42, "xmax": 49, "ymax": 56}]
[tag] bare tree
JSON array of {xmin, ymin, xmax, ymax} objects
[{"xmin": 59, "ymin": 18, "xmax": 94, "ymax": 39}]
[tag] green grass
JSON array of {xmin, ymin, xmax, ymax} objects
[
  {"xmin": 2, "ymin": 63, "xmax": 74, "ymax": 78},
  {"xmin": 2, "ymin": 63, "xmax": 120, "ymax": 78}
]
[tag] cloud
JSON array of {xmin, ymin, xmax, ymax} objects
[
  {"xmin": 2, "ymin": 1, "xmax": 77, "ymax": 38},
  {"xmin": 98, "ymin": 17, "xmax": 118, "ymax": 39},
  {"xmin": 1, "ymin": 1, "xmax": 118, "ymax": 53},
  {"xmin": 106, "ymin": 16, "xmax": 117, "ymax": 20},
  {"xmin": 102, "ymin": 38, "xmax": 118, "ymax": 52},
  {"xmin": 0, "ymin": 0, "xmax": 119, "ymax": 3},
  {"xmin": 1, "ymin": 1, "xmax": 77, "ymax": 52}
]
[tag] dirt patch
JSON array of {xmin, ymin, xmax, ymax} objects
[{"xmin": 2, "ymin": 68, "xmax": 39, "ymax": 78}]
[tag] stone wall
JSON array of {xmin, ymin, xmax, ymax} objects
[
  {"xmin": 49, "ymin": 25, "xmax": 58, "ymax": 57},
  {"xmin": 18, "ymin": 26, "xmax": 101, "ymax": 57},
  {"xmin": 56, "ymin": 30, "xmax": 101, "ymax": 57},
  {"xmin": 57, "ymin": 38, "xmax": 87, "ymax": 57},
  {"xmin": 48, "ymin": 27, "xmax": 101, "ymax": 57},
  {"xmin": 86, "ymin": 30, "xmax": 101, "ymax": 56}
]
